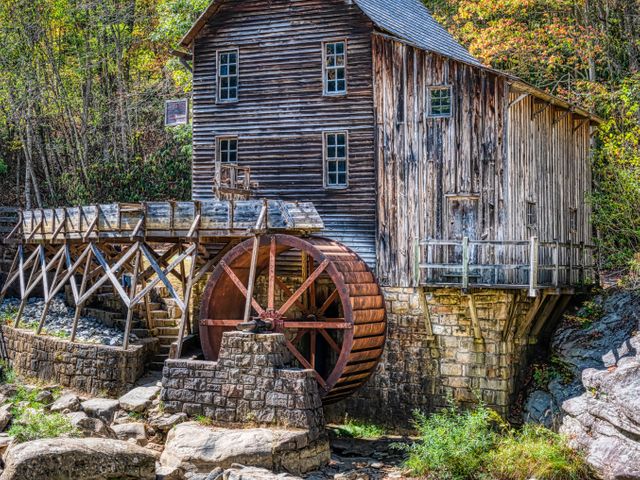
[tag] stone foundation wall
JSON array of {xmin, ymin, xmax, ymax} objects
[
  {"xmin": 161, "ymin": 332, "xmax": 324, "ymax": 438},
  {"xmin": 4, "ymin": 326, "xmax": 159, "ymax": 396},
  {"xmin": 330, "ymin": 286, "xmax": 548, "ymax": 424}
]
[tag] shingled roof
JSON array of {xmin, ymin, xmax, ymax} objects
[
  {"xmin": 353, "ymin": 0, "xmax": 480, "ymax": 66},
  {"xmin": 179, "ymin": 0, "xmax": 480, "ymax": 67}
]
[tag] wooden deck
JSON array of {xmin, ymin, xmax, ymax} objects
[{"xmin": 8, "ymin": 200, "xmax": 323, "ymax": 244}]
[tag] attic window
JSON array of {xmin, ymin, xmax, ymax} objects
[
  {"xmin": 323, "ymin": 41, "xmax": 347, "ymax": 95},
  {"xmin": 217, "ymin": 49, "xmax": 238, "ymax": 102},
  {"xmin": 428, "ymin": 86, "xmax": 452, "ymax": 117}
]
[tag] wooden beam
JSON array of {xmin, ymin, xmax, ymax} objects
[{"xmin": 508, "ymin": 93, "xmax": 528, "ymax": 109}]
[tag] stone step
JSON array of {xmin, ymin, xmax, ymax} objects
[
  {"xmin": 158, "ymin": 345, "xmax": 171, "ymax": 355},
  {"xmin": 149, "ymin": 361, "xmax": 166, "ymax": 371},
  {"xmin": 151, "ymin": 310, "xmax": 168, "ymax": 320},
  {"xmin": 151, "ymin": 319, "xmax": 178, "ymax": 327},
  {"xmin": 156, "ymin": 326, "xmax": 180, "ymax": 336},
  {"xmin": 158, "ymin": 336, "xmax": 177, "ymax": 346}
]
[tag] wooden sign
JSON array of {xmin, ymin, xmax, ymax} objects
[{"xmin": 165, "ymin": 99, "xmax": 189, "ymax": 126}]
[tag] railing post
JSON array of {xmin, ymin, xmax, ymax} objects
[
  {"xmin": 579, "ymin": 241, "xmax": 585, "ymax": 285},
  {"xmin": 528, "ymin": 236, "xmax": 538, "ymax": 297},
  {"xmin": 553, "ymin": 239, "xmax": 559, "ymax": 287},
  {"xmin": 462, "ymin": 236, "xmax": 469, "ymax": 292}
]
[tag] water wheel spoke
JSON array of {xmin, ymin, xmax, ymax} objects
[
  {"xmin": 274, "ymin": 277, "xmax": 307, "ymax": 313},
  {"xmin": 317, "ymin": 289, "xmax": 339, "ymax": 316},
  {"xmin": 221, "ymin": 261, "xmax": 264, "ymax": 315},
  {"xmin": 200, "ymin": 319, "xmax": 243, "ymax": 327},
  {"xmin": 267, "ymin": 236, "xmax": 276, "ymax": 311},
  {"xmin": 277, "ymin": 259, "xmax": 329, "ymax": 316},
  {"xmin": 282, "ymin": 320, "xmax": 350, "ymax": 329},
  {"xmin": 284, "ymin": 337, "xmax": 327, "ymax": 389},
  {"xmin": 308, "ymin": 257, "xmax": 317, "ymax": 311},
  {"xmin": 292, "ymin": 329, "xmax": 307, "ymax": 344},
  {"xmin": 319, "ymin": 329, "xmax": 341, "ymax": 353}
]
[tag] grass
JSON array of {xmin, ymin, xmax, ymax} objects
[
  {"xmin": 3, "ymin": 384, "xmax": 78, "ymax": 443},
  {"xmin": 399, "ymin": 402, "xmax": 594, "ymax": 480},
  {"xmin": 333, "ymin": 418, "xmax": 386, "ymax": 439},
  {"xmin": 195, "ymin": 415, "xmax": 214, "ymax": 426}
]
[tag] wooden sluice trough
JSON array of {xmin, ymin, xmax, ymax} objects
[{"xmin": 0, "ymin": 200, "xmax": 387, "ymax": 402}]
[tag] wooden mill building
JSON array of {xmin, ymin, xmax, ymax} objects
[{"xmin": 176, "ymin": 0, "xmax": 599, "ymax": 420}]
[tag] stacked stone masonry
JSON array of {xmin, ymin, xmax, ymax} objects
[
  {"xmin": 161, "ymin": 331, "xmax": 325, "ymax": 439},
  {"xmin": 4, "ymin": 326, "xmax": 158, "ymax": 396},
  {"xmin": 330, "ymin": 286, "xmax": 554, "ymax": 424}
]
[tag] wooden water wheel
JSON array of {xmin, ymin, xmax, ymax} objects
[{"xmin": 199, "ymin": 235, "xmax": 386, "ymax": 403}]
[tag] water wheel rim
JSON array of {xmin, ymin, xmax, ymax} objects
[{"xmin": 199, "ymin": 234, "xmax": 356, "ymax": 395}]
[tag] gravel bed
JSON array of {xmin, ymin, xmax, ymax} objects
[{"xmin": 0, "ymin": 296, "xmax": 138, "ymax": 346}]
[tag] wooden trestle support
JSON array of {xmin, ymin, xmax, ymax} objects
[{"xmin": 0, "ymin": 200, "xmax": 386, "ymax": 401}]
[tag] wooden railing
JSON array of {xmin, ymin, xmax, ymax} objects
[
  {"xmin": 213, "ymin": 163, "xmax": 254, "ymax": 199},
  {"xmin": 418, "ymin": 237, "xmax": 597, "ymax": 295}
]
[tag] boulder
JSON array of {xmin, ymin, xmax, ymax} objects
[
  {"xmin": 160, "ymin": 423, "xmax": 328, "ymax": 475},
  {"xmin": 34, "ymin": 390, "xmax": 54, "ymax": 405},
  {"xmin": 156, "ymin": 465, "xmax": 185, "ymax": 480},
  {"xmin": 0, "ymin": 433, "xmax": 13, "ymax": 458},
  {"xmin": 223, "ymin": 465, "xmax": 302, "ymax": 479},
  {"xmin": 81, "ymin": 398, "xmax": 120, "ymax": 423},
  {"xmin": 50, "ymin": 393, "xmax": 81, "ymax": 413},
  {"xmin": 0, "ymin": 437, "xmax": 156, "ymax": 479},
  {"xmin": 118, "ymin": 386, "xmax": 160, "ymax": 413},
  {"xmin": 0, "ymin": 404, "xmax": 12, "ymax": 432},
  {"xmin": 67, "ymin": 411, "xmax": 115, "ymax": 438},
  {"xmin": 112, "ymin": 422, "xmax": 148, "ymax": 446},
  {"xmin": 150, "ymin": 412, "xmax": 188, "ymax": 432}
]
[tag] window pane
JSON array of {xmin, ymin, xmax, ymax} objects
[{"xmin": 335, "ymin": 42, "xmax": 344, "ymax": 54}]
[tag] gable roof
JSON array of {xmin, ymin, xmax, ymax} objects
[
  {"xmin": 179, "ymin": 0, "xmax": 480, "ymax": 67},
  {"xmin": 353, "ymin": 0, "xmax": 480, "ymax": 66}
]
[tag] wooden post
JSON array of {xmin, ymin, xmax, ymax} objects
[
  {"xmin": 568, "ymin": 240, "xmax": 574, "ymax": 285},
  {"xmin": 15, "ymin": 246, "xmax": 41, "ymax": 328},
  {"xmin": 71, "ymin": 249, "xmax": 94, "ymax": 342},
  {"xmin": 579, "ymin": 241, "xmax": 585, "ymax": 285},
  {"xmin": 36, "ymin": 250, "xmax": 65, "ymax": 335},
  {"xmin": 175, "ymin": 245, "xmax": 199, "ymax": 359},
  {"xmin": 123, "ymin": 247, "xmax": 142, "ymax": 351},
  {"xmin": 243, "ymin": 235, "xmax": 261, "ymax": 323},
  {"xmin": 461, "ymin": 236, "xmax": 469, "ymax": 292},
  {"xmin": 553, "ymin": 240, "xmax": 560, "ymax": 287},
  {"xmin": 529, "ymin": 236, "xmax": 538, "ymax": 297}
]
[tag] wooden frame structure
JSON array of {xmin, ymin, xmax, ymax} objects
[{"xmin": 0, "ymin": 200, "xmax": 323, "ymax": 356}]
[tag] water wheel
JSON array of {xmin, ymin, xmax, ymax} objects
[{"xmin": 199, "ymin": 235, "xmax": 386, "ymax": 403}]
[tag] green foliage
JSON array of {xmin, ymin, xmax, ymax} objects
[
  {"xmin": 400, "ymin": 403, "xmax": 591, "ymax": 480},
  {"xmin": 485, "ymin": 424, "xmax": 594, "ymax": 480},
  {"xmin": 7, "ymin": 409, "xmax": 79, "ymax": 443},
  {"xmin": 400, "ymin": 403, "xmax": 503, "ymax": 479},
  {"xmin": 532, "ymin": 355, "xmax": 575, "ymax": 390},
  {"xmin": 333, "ymin": 418, "xmax": 386, "ymax": 439},
  {"xmin": 0, "ymin": 361, "xmax": 15, "ymax": 384},
  {"xmin": 564, "ymin": 300, "xmax": 605, "ymax": 328},
  {"xmin": 195, "ymin": 415, "xmax": 213, "ymax": 426}
]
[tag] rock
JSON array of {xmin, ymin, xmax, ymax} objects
[
  {"xmin": 523, "ymin": 390, "xmax": 558, "ymax": 428},
  {"xmin": 34, "ymin": 390, "xmax": 53, "ymax": 405},
  {"xmin": 81, "ymin": 398, "xmax": 120, "ymax": 423},
  {"xmin": 0, "ymin": 405, "xmax": 12, "ymax": 432},
  {"xmin": 156, "ymin": 465, "xmax": 185, "ymax": 480},
  {"xmin": 118, "ymin": 386, "xmax": 160, "ymax": 413},
  {"xmin": 149, "ymin": 412, "xmax": 188, "ymax": 432},
  {"xmin": 0, "ymin": 437, "xmax": 156, "ymax": 479},
  {"xmin": 223, "ymin": 465, "xmax": 302, "ymax": 479},
  {"xmin": 334, "ymin": 472, "xmax": 370, "ymax": 480},
  {"xmin": 50, "ymin": 393, "xmax": 81, "ymax": 413},
  {"xmin": 112, "ymin": 422, "xmax": 148, "ymax": 446},
  {"xmin": 0, "ymin": 433, "xmax": 13, "ymax": 458},
  {"xmin": 67, "ymin": 411, "xmax": 115, "ymax": 438},
  {"xmin": 206, "ymin": 467, "xmax": 223, "ymax": 480},
  {"xmin": 160, "ymin": 423, "xmax": 328, "ymax": 475}
]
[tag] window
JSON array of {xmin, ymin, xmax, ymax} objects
[
  {"xmin": 569, "ymin": 208, "xmax": 578, "ymax": 232},
  {"xmin": 217, "ymin": 50, "xmax": 238, "ymax": 102},
  {"xmin": 526, "ymin": 201, "xmax": 537, "ymax": 229},
  {"xmin": 217, "ymin": 137, "xmax": 238, "ymax": 164},
  {"xmin": 428, "ymin": 86, "xmax": 452, "ymax": 117},
  {"xmin": 323, "ymin": 41, "xmax": 347, "ymax": 95},
  {"xmin": 324, "ymin": 132, "xmax": 348, "ymax": 188}
]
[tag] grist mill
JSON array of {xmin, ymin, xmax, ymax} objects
[{"xmin": 0, "ymin": 0, "xmax": 599, "ymax": 424}]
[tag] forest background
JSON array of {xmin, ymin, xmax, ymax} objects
[{"xmin": 0, "ymin": 0, "xmax": 638, "ymax": 268}]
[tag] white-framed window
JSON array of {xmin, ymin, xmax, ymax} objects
[
  {"xmin": 217, "ymin": 136, "xmax": 238, "ymax": 164},
  {"xmin": 526, "ymin": 201, "xmax": 537, "ymax": 229},
  {"xmin": 323, "ymin": 41, "xmax": 347, "ymax": 95},
  {"xmin": 217, "ymin": 49, "xmax": 238, "ymax": 102},
  {"xmin": 427, "ymin": 86, "xmax": 452, "ymax": 117},
  {"xmin": 324, "ymin": 131, "xmax": 348, "ymax": 188}
]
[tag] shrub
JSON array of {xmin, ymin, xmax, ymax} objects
[
  {"xmin": 485, "ymin": 424, "xmax": 594, "ymax": 480},
  {"xmin": 400, "ymin": 403, "xmax": 502, "ymax": 479},
  {"xmin": 334, "ymin": 419, "xmax": 386, "ymax": 439},
  {"xmin": 400, "ymin": 404, "xmax": 592, "ymax": 480},
  {"xmin": 7, "ymin": 409, "xmax": 79, "ymax": 443}
]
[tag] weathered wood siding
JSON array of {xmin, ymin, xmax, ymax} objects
[
  {"xmin": 191, "ymin": 0, "xmax": 377, "ymax": 266},
  {"xmin": 373, "ymin": 35, "xmax": 593, "ymax": 287}
]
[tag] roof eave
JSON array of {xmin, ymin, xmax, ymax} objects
[{"xmin": 179, "ymin": 0, "xmax": 220, "ymax": 49}]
